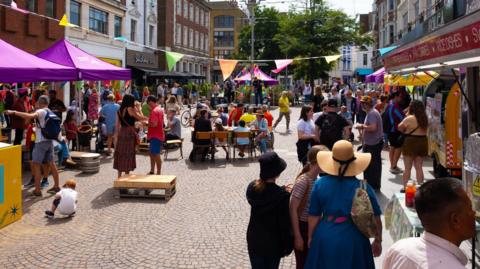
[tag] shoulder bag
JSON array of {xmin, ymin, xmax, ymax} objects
[
  {"xmin": 396, "ymin": 125, "xmax": 419, "ymax": 147},
  {"xmin": 351, "ymin": 180, "xmax": 377, "ymax": 238}
]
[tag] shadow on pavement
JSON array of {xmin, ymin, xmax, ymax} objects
[
  {"xmin": 45, "ymin": 215, "xmax": 74, "ymax": 226},
  {"xmin": 90, "ymin": 187, "xmax": 166, "ymax": 209}
]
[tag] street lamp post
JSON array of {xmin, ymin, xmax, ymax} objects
[{"xmin": 247, "ymin": 0, "xmax": 257, "ymax": 69}]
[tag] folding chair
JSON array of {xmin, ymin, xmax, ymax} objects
[
  {"xmin": 192, "ymin": 131, "xmax": 213, "ymax": 161},
  {"xmin": 212, "ymin": 131, "xmax": 230, "ymax": 161},
  {"xmin": 232, "ymin": 131, "xmax": 253, "ymax": 160}
]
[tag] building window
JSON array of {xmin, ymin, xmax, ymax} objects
[
  {"xmin": 70, "ymin": 0, "xmax": 81, "ymax": 26},
  {"xmin": 402, "ymin": 12, "xmax": 408, "ymax": 31},
  {"xmin": 426, "ymin": 0, "xmax": 432, "ymax": 17},
  {"xmin": 176, "ymin": 23, "xmax": 182, "ymax": 45},
  {"xmin": 183, "ymin": 0, "xmax": 188, "ymax": 17},
  {"xmin": 149, "ymin": 25, "xmax": 154, "ymax": 45},
  {"xmin": 189, "ymin": 28, "xmax": 194, "ymax": 48},
  {"xmin": 176, "ymin": 62, "xmax": 181, "ymax": 72},
  {"xmin": 388, "ymin": 0, "xmax": 395, "ymax": 11},
  {"xmin": 414, "ymin": 1, "xmax": 420, "ymax": 20},
  {"xmin": 214, "ymin": 31, "xmax": 234, "ymax": 47},
  {"xmin": 183, "ymin": 26, "xmax": 188, "ymax": 46},
  {"xmin": 195, "ymin": 6, "xmax": 199, "ymax": 24},
  {"xmin": 214, "ymin": 49, "xmax": 232, "ymax": 59},
  {"xmin": 195, "ymin": 31, "xmax": 199, "ymax": 49},
  {"xmin": 189, "ymin": 63, "xmax": 193, "ymax": 73},
  {"xmin": 176, "ymin": 0, "xmax": 182, "ymax": 15},
  {"xmin": 363, "ymin": 54, "xmax": 368, "ymax": 66},
  {"xmin": 189, "ymin": 3, "xmax": 194, "ymax": 21},
  {"xmin": 214, "ymin": 16, "xmax": 234, "ymax": 28},
  {"xmin": 114, "ymin": 16, "xmax": 122, "ymax": 37},
  {"xmin": 183, "ymin": 62, "xmax": 187, "ymax": 73},
  {"xmin": 130, "ymin": 19, "xmax": 137, "ymax": 42},
  {"xmin": 200, "ymin": 9, "xmax": 204, "ymax": 26},
  {"xmin": 205, "ymin": 12, "xmax": 209, "ymax": 28},
  {"xmin": 89, "ymin": 7, "xmax": 108, "ymax": 34},
  {"xmin": 45, "ymin": 0, "xmax": 55, "ymax": 17},
  {"xmin": 389, "ymin": 24, "xmax": 395, "ymax": 44},
  {"xmin": 200, "ymin": 33, "xmax": 204, "ymax": 51},
  {"xmin": 205, "ymin": 37, "xmax": 209, "ymax": 51},
  {"xmin": 25, "ymin": 0, "xmax": 37, "ymax": 12},
  {"xmin": 195, "ymin": 64, "xmax": 199, "ymax": 74},
  {"xmin": 199, "ymin": 64, "xmax": 203, "ymax": 75}
]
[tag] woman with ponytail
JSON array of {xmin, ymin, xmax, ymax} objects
[{"xmin": 290, "ymin": 145, "xmax": 328, "ymax": 269}]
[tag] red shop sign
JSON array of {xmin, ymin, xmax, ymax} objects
[{"xmin": 384, "ymin": 20, "xmax": 480, "ymax": 69}]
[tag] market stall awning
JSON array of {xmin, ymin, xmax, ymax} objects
[
  {"xmin": 385, "ymin": 71, "xmax": 439, "ymax": 86},
  {"xmin": 0, "ymin": 39, "xmax": 76, "ymax": 83},
  {"xmin": 365, "ymin": 67, "xmax": 385, "ymax": 83},
  {"xmin": 36, "ymin": 39, "xmax": 131, "ymax": 80},
  {"xmin": 383, "ymin": 10, "xmax": 480, "ymax": 72},
  {"xmin": 356, "ymin": 68, "xmax": 373, "ymax": 76}
]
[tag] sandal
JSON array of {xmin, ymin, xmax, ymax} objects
[
  {"xmin": 47, "ymin": 187, "xmax": 61, "ymax": 194},
  {"xmin": 32, "ymin": 190, "xmax": 42, "ymax": 197}
]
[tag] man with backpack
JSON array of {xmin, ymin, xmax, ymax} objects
[
  {"xmin": 384, "ymin": 91, "xmax": 405, "ymax": 174},
  {"xmin": 315, "ymin": 99, "xmax": 350, "ymax": 150},
  {"xmin": 5, "ymin": 95, "xmax": 61, "ymax": 196}
]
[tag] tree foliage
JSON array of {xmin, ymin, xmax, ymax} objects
[{"xmin": 236, "ymin": 2, "xmax": 372, "ymax": 82}]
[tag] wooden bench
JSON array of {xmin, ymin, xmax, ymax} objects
[{"xmin": 113, "ymin": 174, "xmax": 176, "ymax": 200}]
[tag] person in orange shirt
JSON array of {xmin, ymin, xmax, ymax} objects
[
  {"xmin": 261, "ymin": 105, "xmax": 273, "ymax": 127},
  {"xmin": 227, "ymin": 103, "xmax": 244, "ymax": 127}
]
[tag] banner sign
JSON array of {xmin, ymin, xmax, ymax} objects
[{"xmin": 384, "ymin": 19, "xmax": 480, "ymax": 69}]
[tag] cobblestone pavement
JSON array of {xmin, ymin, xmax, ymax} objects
[{"xmin": 0, "ymin": 106, "xmax": 452, "ymax": 268}]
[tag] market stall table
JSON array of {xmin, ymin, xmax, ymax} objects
[{"xmin": 386, "ymin": 192, "xmax": 480, "ymax": 268}]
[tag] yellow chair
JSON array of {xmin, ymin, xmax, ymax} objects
[
  {"xmin": 232, "ymin": 131, "xmax": 254, "ymax": 160},
  {"xmin": 164, "ymin": 138, "xmax": 184, "ymax": 159},
  {"xmin": 213, "ymin": 131, "xmax": 230, "ymax": 161}
]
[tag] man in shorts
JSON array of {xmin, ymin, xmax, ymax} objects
[
  {"xmin": 385, "ymin": 91, "xmax": 405, "ymax": 174},
  {"xmin": 5, "ymin": 95, "xmax": 60, "ymax": 196},
  {"xmin": 100, "ymin": 94, "xmax": 120, "ymax": 155},
  {"xmin": 147, "ymin": 96, "xmax": 165, "ymax": 175}
]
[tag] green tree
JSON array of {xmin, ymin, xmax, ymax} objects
[
  {"xmin": 275, "ymin": 3, "xmax": 372, "ymax": 84},
  {"xmin": 235, "ymin": 7, "xmax": 285, "ymax": 70}
]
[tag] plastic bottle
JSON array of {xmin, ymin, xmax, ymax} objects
[{"xmin": 405, "ymin": 180, "xmax": 416, "ymax": 208}]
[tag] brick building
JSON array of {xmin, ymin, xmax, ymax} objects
[
  {"xmin": 157, "ymin": 0, "xmax": 210, "ymax": 82},
  {"xmin": 0, "ymin": 0, "xmax": 65, "ymax": 54},
  {"xmin": 208, "ymin": 1, "xmax": 246, "ymax": 83}
]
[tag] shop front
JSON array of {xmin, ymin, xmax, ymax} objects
[
  {"xmin": 126, "ymin": 49, "xmax": 158, "ymax": 87},
  {"xmin": 384, "ymin": 6, "xmax": 480, "ymax": 258}
]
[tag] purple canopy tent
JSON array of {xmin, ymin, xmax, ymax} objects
[
  {"xmin": 0, "ymin": 39, "xmax": 76, "ymax": 83},
  {"xmin": 365, "ymin": 67, "xmax": 385, "ymax": 83},
  {"xmin": 234, "ymin": 68, "xmax": 279, "ymax": 85},
  {"xmin": 36, "ymin": 39, "xmax": 131, "ymax": 80}
]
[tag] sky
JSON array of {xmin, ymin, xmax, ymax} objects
[{"xmin": 230, "ymin": 0, "xmax": 374, "ymax": 17}]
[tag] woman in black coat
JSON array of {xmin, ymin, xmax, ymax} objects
[{"xmin": 246, "ymin": 152, "xmax": 293, "ymax": 269}]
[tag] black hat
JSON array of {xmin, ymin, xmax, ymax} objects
[
  {"xmin": 327, "ymin": 98, "xmax": 338, "ymax": 107},
  {"xmin": 259, "ymin": 152, "xmax": 287, "ymax": 180}
]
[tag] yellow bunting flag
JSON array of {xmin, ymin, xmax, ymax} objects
[
  {"xmin": 59, "ymin": 14, "xmax": 76, "ymax": 27},
  {"xmin": 218, "ymin": 59, "xmax": 238, "ymax": 81},
  {"xmin": 324, "ymin": 55, "xmax": 341, "ymax": 63}
]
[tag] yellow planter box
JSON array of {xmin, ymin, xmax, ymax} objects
[{"xmin": 0, "ymin": 144, "xmax": 22, "ymax": 229}]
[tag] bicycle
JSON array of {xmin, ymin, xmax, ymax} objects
[{"xmin": 180, "ymin": 105, "xmax": 196, "ymax": 127}]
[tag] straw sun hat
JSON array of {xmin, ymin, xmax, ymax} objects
[{"xmin": 317, "ymin": 140, "xmax": 371, "ymax": 178}]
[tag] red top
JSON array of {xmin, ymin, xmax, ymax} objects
[
  {"xmin": 227, "ymin": 107, "xmax": 243, "ymax": 126},
  {"xmin": 148, "ymin": 106, "xmax": 165, "ymax": 141},
  {"xmin": 64, "ymin": 121, "xmax": 78, "ymax": 140},
  {"xmin": 263, "ymin": 111, "xmax": 273, "ymax": 127}
]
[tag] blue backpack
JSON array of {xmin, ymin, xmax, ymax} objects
[{"xmin": 40, "ymin": 110, "xmax": 62, "ymax": 140}]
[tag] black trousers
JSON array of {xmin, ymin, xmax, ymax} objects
[
  {"xmin": 13, "ymin": 128, "xmax": 24, "ymax": 145},
  {"xmin": 363, "ymin": 141, "xmax": 383, "ymax": 190}
]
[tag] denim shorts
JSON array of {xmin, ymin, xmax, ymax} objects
[
  {"xmin": 32, "ymin": 141, "xmax": 54, "ymax": 164},
  {"xmin": 149, "ymin": 138, "xmax": 162, "ymax": 155}
]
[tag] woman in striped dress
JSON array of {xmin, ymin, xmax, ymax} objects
[{"xmin": 113, "ymin": 94, "xmax": 148, "ymax": 178}]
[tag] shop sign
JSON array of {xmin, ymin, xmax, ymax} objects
[
  {"xmin": 384, "ymin": 19, "xmax": 480, "ymax": 69},
  {"xmin": 126, "ymin": 50, "xmax": 158, "ymax": 68},
  {"xmin": 467, "ymin": 0, "xmax": 480, "ymax": 15}
]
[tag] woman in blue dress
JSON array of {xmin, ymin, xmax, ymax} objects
[{"xmin": 305, "ymin": 140, "xmax": 383, "ymax": 269}]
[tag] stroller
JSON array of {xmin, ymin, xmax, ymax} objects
[
  {"xmin": 77, "ymin": 120, "xmax": 93, "ymax": 151},
  {"xmin": 95, "ymin": 117, "xmax": 108, "ymax": 153}
]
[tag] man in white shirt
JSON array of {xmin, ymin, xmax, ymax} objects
[
  {"xmin": 383, "ymin": 178, "xmax": 476, "ymax": 269},
  {"xmin": 4, "ymin": 95, "xmax": 61, "ymax": 197}
]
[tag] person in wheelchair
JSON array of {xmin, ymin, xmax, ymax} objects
[{"xmin": 250, "ymin": 110, "xmax": 269, "ymax": 154}]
